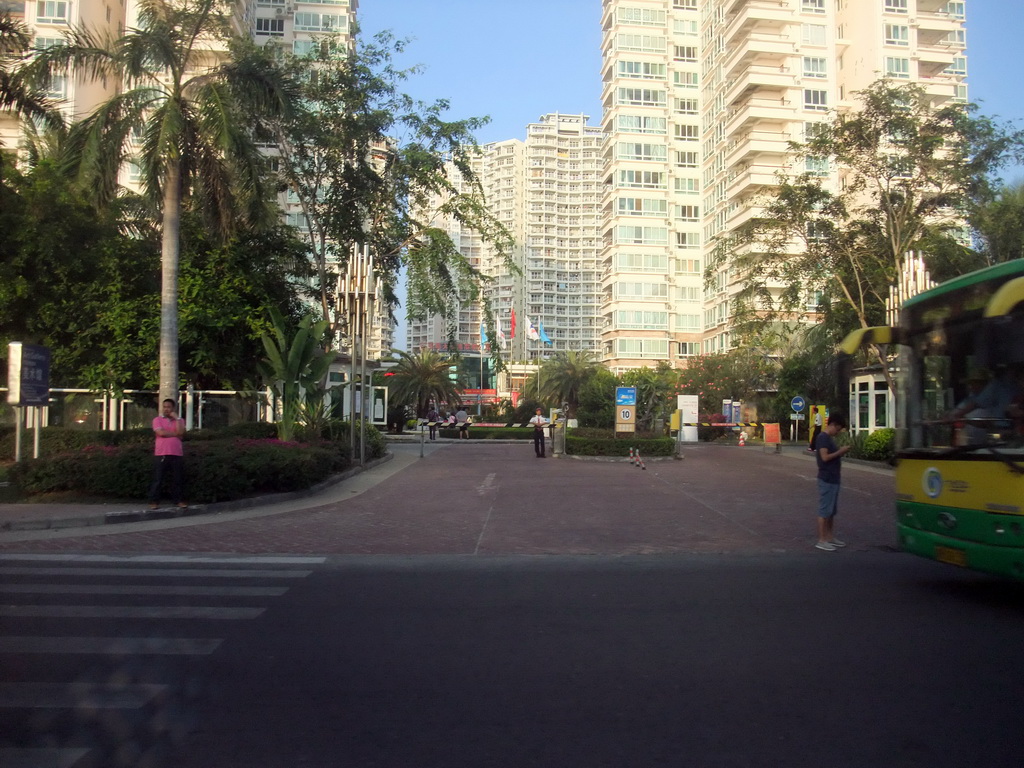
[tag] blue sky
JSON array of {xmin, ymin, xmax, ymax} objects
[{"xmin": 358, "ymin": 0, "xmax": 1024, "ymax": 345}]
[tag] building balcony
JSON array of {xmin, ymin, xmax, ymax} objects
[
  {"xmin": 721, "ymin": 34, "xmax": 792, "ymax": 81},
  {"xmin": 724, "ymin": 64, "xmax": 794, "ymax": 107},
  {"xmin": 723, "ymin": 0, "xmax": 794, "ymax": 43},
  {"xmin": 724, "ymin": 96, "xmax": 793, "ymax": 132},
  {"xmin": 723, "ymin": 129, "xmax": 791, "ymax": 166},
  {"xmin": 915, "ymin": 46, "xmax": 958, "ymax": 78},
  {"xmin": 726, "ymin": 164, "xmax": 781, "ymax": 197}
]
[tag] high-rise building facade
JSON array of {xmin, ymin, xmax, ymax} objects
[
  {"xmin": 408, "ymin": 113, "xmax": 604, "ymax": 361},
  {"xmin": 599, "ymin": 0, "xmax": 967, "ymax": 369}
]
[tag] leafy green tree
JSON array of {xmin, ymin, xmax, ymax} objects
[
  {"xmin": 33, "ymin": 0, "xmax": 294, "ymax": 401},
  {"xmin": 268, "ymin": 31, "xmax": 514, "ymax": 351},
  {"xmin": 710, "ymin": 80, "xmax": 1024, "ymax": 388},
  {"xmin": 677, "ymin": 352, "xmax": 774, "ymax": 418},
  {"xmin": 576, "ymin": 368, "xmax": 618, "ymax": 429},
  {"xmin": 621, "ymin": 362, "xmax": 679, "ymax": 431},
  {"xmin": 532, "ymin": 350, "xmax": 603, "ymax": 418},
  {"xmin": 0, "ymin": 10, "xmax": 61, "ymax": 144},
  {"xmin": 258, "ymin": 309, "xmax": 334, "ymax": 441},
  {"xmin": 386, "ymin": 349, "xmax": 462, "ymax": 418},
  {"xmin": 973, "ymin": 181, "xmax": 1024, "ymax": 265}
]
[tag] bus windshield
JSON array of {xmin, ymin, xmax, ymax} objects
[{"xmin": 901, "ymin": 310, "xmax": 1024, "ymax": 453}]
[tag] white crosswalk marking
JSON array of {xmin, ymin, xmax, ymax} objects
[
  {"xmin": 0, "ymin": 636, "xmax": 223, "ymax": 655},
  {"xmin": 0, "ymin": 566, "xmax": 312, "ymax": 578},
  {"xmin": 0, "ymin": 682, "xmax": 167, "ymax": 709},
  {"xmin": 0, "ymin": 605, "xmax": 265, "ymax": 619},
  {"xmin": 1, "ymin": 584, "xmax": 289, "ymax": 596},
  {"xmin": 0, "ymin": 747, "xmax": 89, "ymax": 767},
  {"xmin": 0, "ymin": 555, "xmax": 317, "ymax": 767}
]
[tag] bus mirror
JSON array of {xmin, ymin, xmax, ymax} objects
[
  {"xmin": 984, "ymin": 276, "xmax": 1024, "ymax": 318},
  {"xmin": 839, "ymin": 326, "xmax": 899, "ymax": 355}
]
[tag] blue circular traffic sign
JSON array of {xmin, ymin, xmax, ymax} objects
[{"xmin": 791, "ymin": 396, "xmax": 806, "ymax": 413}]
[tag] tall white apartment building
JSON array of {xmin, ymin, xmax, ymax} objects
[
  {"xmin": 408, "ymin": 113, "xmax": 604, "ymax": 362},
  {"xmin": 600, "ymin": 0, "xmax": 967, "ymax": 369},
  {"xmin": 600, "ymin": 0, "xmax": 705, "ymax": 373}
]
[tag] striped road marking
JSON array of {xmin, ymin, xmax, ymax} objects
[
  {"xmin": 0, "ymin": 605, "xmax": 265, "ymax": 619},
  {"xmin": 0, "ymin": 554, "xmax": 326, "ymax": 565},
  {"xmin": 0, "ymin": 748, "xmax": 89, "ymax": 767},
  {"xmin": 0, "ymin": 682, "xmax": 167, "ymax": 709},
  {"xmin": 0, "ymin": 636, "xmax": 223, "ymax": 655},
  {"xmin": 0, "ymin": 584, "xmax": 289, "ymax": 596},
  {"xmin": 0, "ymin": 567, "xmax": 312, "ymax": 579}
]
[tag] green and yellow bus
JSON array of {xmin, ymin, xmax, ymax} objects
[{"xmin": 842, "ymin": 259, "xmax": 1024, "ymax": 579}]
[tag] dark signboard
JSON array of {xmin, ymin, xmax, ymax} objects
[{"xmin": 7, "ymin": 342, "xmax": 51, "ymax": 406}]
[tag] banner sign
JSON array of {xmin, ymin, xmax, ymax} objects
[{"xmin": 7, "ymin": 342, "xmax": 51, "ymax": 406}]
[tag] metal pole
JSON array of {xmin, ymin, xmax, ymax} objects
[
  {"xmin": 14, "ymin": 406, "xmax": 22, "ymax": 463},
  {"xmin": 478, "ymin": 353, "xmax": 483, "ymax": 416},
  {"xmin": 360, "ymin": 302, "xmax": 367, "ymax": 466},
  {"xmin": 33, "ymin": 406, "xmax": 41, "ymax": 459}
]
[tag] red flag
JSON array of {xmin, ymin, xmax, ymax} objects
[{"xmin": 510, "ymin": 308, "xmax": 517, "ymax": 339}]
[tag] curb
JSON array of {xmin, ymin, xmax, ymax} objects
[{"xmin": 1, "ymin": 453, "xmax": 395, "ymax": 533}]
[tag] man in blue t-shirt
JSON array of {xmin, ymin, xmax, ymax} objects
[{"xmin": 814, "ymin": 412, "xmax": 850, "ymax": 552}]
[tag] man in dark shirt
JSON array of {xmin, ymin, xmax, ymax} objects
[{"xmin": 814, "ymin": 413, "xmax": 850, "ymax": 552}]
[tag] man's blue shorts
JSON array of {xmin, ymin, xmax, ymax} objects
[{"xmin": 817, "ymin": 478, "xmax": 840, "ymax": 518}]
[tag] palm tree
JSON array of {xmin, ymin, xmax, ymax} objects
[
  {"xmin": 537, "ymin": 350, "xmax": 603, "ymax": 419},
  {"xmin": 387, "ymin": 350, "xmax": 462, "ymax": 418},
  {"xmin": 34, "ymin": 0, "xmax": 293, "ymax": 401},
  {"xmin": 0, "ymin": 11, "xmax": 62, "ymax": 148}
]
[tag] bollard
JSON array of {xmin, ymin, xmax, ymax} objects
[
  {"xmin": 635, "ymin": 449, "xmax": 646, "ymax": 470},
  {"xmin": 628, "ymin": 447, "xmax": 634, "ymax": 466},
  {"xmin": 738, "ymin": 430, "xmax": 746, "ymax": 447}
]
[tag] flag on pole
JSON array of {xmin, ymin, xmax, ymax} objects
[
  {"xmin": 480, "ymin": 323, "xmax": 488, "ymax": 346},
  {"xmin": 510, "ymin": 308, "xmax": 517, "ymax": 339},
  {"xmin": 538, "ymin": 322, "xmax": 552, "ymax": 346},
  {"xmin": 526, "ymin": 316, "xmax": 540, "ymax": 341},
  {"xmin": 497, "ymin": 325, "xmax": 507, "ymax": 349}
]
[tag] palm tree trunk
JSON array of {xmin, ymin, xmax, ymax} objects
[{"xmin": 159, "ymin": 161, "xmax": 182, "ymax": 403}]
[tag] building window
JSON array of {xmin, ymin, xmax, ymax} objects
[
  {"xmin": 617, "ymin": 115, "xmax": 667, "ymax": 134},
  {"xmin": 675, "ymin": 258, "xmax": 701, "ymax": 275},
  {"xmin": 946, "ymin": 56, "xmax": 967, "ymax": 76},
  {"xmin": 674, "ymin": 177, "xmax": 699, "ymax": 194},
  {"xmin": 885, "ymin": 57, "xmax": 911, "ymax": 79},
  {"xmin": 675, "ymin": 232, "xmax": 700, "ymax": 249},
  {"xmin": 618, "ymin": 170, "xmax": 667, "ymax": 189},
  {"xmin": 36, "ymin": 1, "xmax": 69, "ymax": 23},
  {"xmin": 675, "ymin": 151, "xmax": 699, "ymax": 168},
  {"xmin": 616, "ymin": 226, "xmax": 668, "ymax": 245},
  {"xmin": 617, "ymin": 88, "xmax": 667, "ymax": 107},
  {"xmin": 294, "ymin": 12, "xmax": 345, "ymax": 31},
  {"xmin": 617, "ymin": 142, "xmax": 667, "ymax": 161},
  {"xmin": 618, "ymin": 61, "xmax": 666, "ymax": 79},
  {"xmin": 618, "ymin": 7, "xmax": 667, "ymax": 26},
  {"xmin": 675, "ymin": 205, "xmax": 700, "ymax": 221},
  {"xmin": 674, "ymin": 97, "xmax": 699, "ymax": 114},
  {"xmin": 804, "ymin": 89, "xmax": 828, "ymax": 111},
  {"xmin": 801, "ymin": 0, "xmax": 825, "ymax": 13},
  {"xmin": 802, "ymin": 57, "xmax": 827, "ymax": 78},
  {"xmin": 884, "ymin": 24, "xmax": 909, "ymax": 46},
  {"xmin": 884, "ymin": 0, "xmax": 908, "ymax": 12},
  {"xmin": 674, "ymin": 46, "xmax": 698, "ymax": 62},
  {"xmin": 673, "ymin": 71, "xmax": 699, "ymax": 89},
  {"xmin": 801, "ymin": 24, "xmax": 826, "ymax": 45},
  {"xmin": 617, "ymin": 197, "xmax": 667, "ymax": 216},
  {"xmin": 673, "ymin": 124, "xmax": 700, "ymax": 141},
  {"xmin": 617, "ymin": 34, "xmax": 667, "ymax": 53},
  {"xmin": 805, "ymin": 156, "xmax": 829, "ymax": 176},
  {"xmin": 615, "ymin": 253, "xmax": 668, "ymax": 272},
  {"xmin": 616, "ymin": 311, "xmax": 669, "ymax": 330},
  {"xmin": 945, "ymin": 2, "xmax": 965, "ymax": 19},
  {"xmin": 45, "ymin": 73, "xmax": 67, "ymax": 99},
  {"xmin": 616, "ymin": 338, "xmax": 669, "ymax": 358},
  {"xmin": 673, "ymin": 0, "xmax": 697, "ymax": 9},
  {"xmin": 255, "ymin": 17, "xmax": 285, "ymax": 36},
  {"xmin": 33, "ymin": 36, "xmax": 63, "ymax": 51},
  {"xmin": 807, "ymin": 220, "xmax": 830, "ymax": 242}
]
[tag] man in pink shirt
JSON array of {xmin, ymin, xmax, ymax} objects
[{"xmin": 148, "ymin": 398, "xmax": 187, "ymax": 509}]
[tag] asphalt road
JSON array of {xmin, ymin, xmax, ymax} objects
[{"xmin": 1, "ymin": 445, "xmax": 1022, "ymax": 767}]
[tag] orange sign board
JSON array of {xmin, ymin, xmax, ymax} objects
[{"xmin": 763, "ymin": 423, "xmax": 781, "ymax": 445}]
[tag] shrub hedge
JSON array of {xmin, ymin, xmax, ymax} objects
[
  {"xmin": 3, "ymin": 420, "xmax": 386, "ymax": 503},
  {"xmin": 566, "ymin": 428, "xmax": 675, "ymax": 457}
]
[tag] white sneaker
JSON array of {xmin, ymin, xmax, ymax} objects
[
  {"xmin": 815, "ymin": 541, "xmax": 837, "ymax": 552},
  {"xmin": 829, "ymin": 539, "xmax": 847, "ymax": 548}
]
